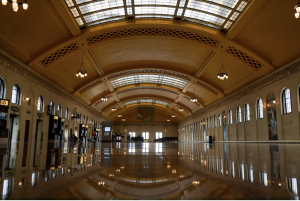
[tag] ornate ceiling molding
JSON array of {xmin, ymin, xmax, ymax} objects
[{"xmin": 86, "ymin": 28, "xmax": 220, "ymax": 47}]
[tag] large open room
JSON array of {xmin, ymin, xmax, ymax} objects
[{"xmin": 0, "ymin": 0, "xmax": 300, "ymax": 199}]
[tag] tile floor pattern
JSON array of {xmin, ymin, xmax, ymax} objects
[{"xmin": 2, "ymin": 141, "xmax": 299, "ymax": 199}]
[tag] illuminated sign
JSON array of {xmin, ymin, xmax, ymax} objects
[
  {"xmin": 11, "ymin": 106, "xmax": 19, "ymax": 112},
  {"xmin": 0, "ymin": 100, "xmax": 9, "ymax": 106},
  {"xmin": 53, "ymin": 116, "xmax": 58, "ymax": 120},
  {"xmin": 61, "ymin": 119, "xmax": 65, "ymax": 122},
  {"xmin": 82, "ymin": 125, "xmax": 85, "ymax": 127}
]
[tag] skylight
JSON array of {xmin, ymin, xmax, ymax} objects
[
  {"xmin": 123, "ymin": 99, "xmax": 170, "ymax": 107},
  {"xmin": 64, "ymin": 0, "xmax": 250, "ymax": 30},
  {"xmin": 109, "ymin": 74, "xmax": 188, "ymax": 90}
]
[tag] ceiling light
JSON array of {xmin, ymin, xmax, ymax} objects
[
  {"xmin": 101, "ymin": 97, "xmax": 107, "ymax": 101},
  {"xmin": 118, "ymin": 114, "xmax": 122, "ymax": 117},
  {"xmin": 76, "ymin": 44, "xmax": 87, "ymax": 78},
  {"xmin": 172, "ymin": 114, "xmax": 176, "ymax": 118},
  {"xmin": 295, "ymin": 1, "xmax": 300, "ymax": 18},
  {"xmin": 111, "ymin": 108, "xmax": 116, "ymax": 111},
  {"xmin": 121, "ymin": 118, "xmax": 126, "ymax": 121},
  {"xmin": 191, "ymin": 80, "xmax": 197, "ymax": 102},
  {"xmin": 179, "ymin": 107, "xmax": 184, "ymax": 112},
  {"xmin": 2, "ymin": 0, "xmax": 28, "ymax": 12},
  {"xmin": 218, "ymin": 46, "xmax": 228, "ymax": 80},
  {"xmin": 167, "ymin": 119, "xmax": 170, "ymax": 121}
]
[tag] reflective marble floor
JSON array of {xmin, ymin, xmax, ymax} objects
[{"xmin": 1, "ymin": 141, "xmax": 300, "ymax": 199}]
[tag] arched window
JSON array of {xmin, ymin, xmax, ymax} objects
[
  {"xmin": 37, "ymin": 96, "xmax": 43, "ymax": 112},
  {"xmin": 257, "ymin": 98, "xmax": 263, "ymax": 119},
  {"xmin": 245, "ymin": 103, "xmax": 250, "ymax": 121},
  {"xmin": 83, "ymin": 115, "xmax": 85, "ymax": 124},
  {"xmin": 218, "ymin": 113, "xmax": 221, "ymax": 127},
  {"xmin": 86, "ymin": 117, "xmax": 89, "ymax": 124},
  {"xmin": 237, "ymin": 106, "xmax": 242, "ymax": 123},
  {"xmin": 0, "ymin": 78, "xmax": 5, "ymax": 99},
  {"xmin": 214, "ymin": 115, "xmax": 217, "ymax": 127},
  {"xmin": 11, "ymin": 85, "xmax": 20, "ymax": 105},
  {"xmin": 57, "ymin": 104, "xmax": 62, "ymax": 117},
  {"xmin": 65, "ymin": 108, "xmax": 69, "ymax": 119},
  {"xmin": 200, "ymin": 120, "xmax": 202, "ymax": 130},
  {"xmin": 210, "ymin": 116, "xmax": 212, "ymax": 128},
  {"xmin": 228, "ymin": 109, "xmax": 233, "ymax": 125},
  {"xmin": 259, "ymin": 171, "xmax": 268, "ymax": 187},
  {"xmin": 282, "ymin": 88, "xmax": 292, "ymax": 114},
  {"xmin": 50, "ymin": 101, "xmax": 55, "ymax": 115},
  {"xmin": 286, "ymin": 177, "xmax": 299, "ymax": 199}
]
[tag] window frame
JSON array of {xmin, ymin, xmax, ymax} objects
[
  {"xmin": 11, "ymin": 84, "xmax": 20, "ymax": 105},
  {"xmin": 257, "ymin": 98, "xmax": 263, "ymax": 119},
  {"xmin": 218, "ymin": 113, "xmax": 221, "ymax": 127},
  {"xmin": 37, "ymin": 95, "xmax": 44, "ymax": 112},
  {"xmin": 282, "ymin": 88, "xmax": 292, "ymax": 114},
  {"xmin": 58, "ymin": 104, "xmax": 62, "ymax": 117},
  {"xmin": 245, "ymin": 103, "xmax": 250, "ymax": 122},
  {"xmin": 237, "ymin": 106, "xmax": 242, "ymax": 123},
  {"xmin": 228, "ymin": 109, "xmax": 233, "ymax": 125},
  {"xmin": 142, "ymin": 132, "xmax": 149, "ymax": 140},
  {"xmin": 0, "ymin": 77, "xmax": 5, "ymax": 99},
  {"xmin": 65, "ymin": 108, "xmax": 69, "ymax": 119},
  {"xmin": 50, "ymin": 101, "xmax": 55, "ymax": 115}
]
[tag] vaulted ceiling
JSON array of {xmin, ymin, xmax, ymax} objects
[{"xmin": 0, "ymin": 0, "xmax": 299, "ymax": 123}]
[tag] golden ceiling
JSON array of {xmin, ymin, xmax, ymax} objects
[{"xmin": 0, "ymin": 0, "xmax": 299, "ymax": 122}]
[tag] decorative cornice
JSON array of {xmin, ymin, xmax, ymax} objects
[{"xmin": 86, "ymin": 28, "xmax": 219, "ymax": 47}]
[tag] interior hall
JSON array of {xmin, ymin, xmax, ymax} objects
[{"xmin": 0, "ymin": 0, "xmax": 300, "ymax": 199}]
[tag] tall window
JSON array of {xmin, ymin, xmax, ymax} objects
[
  {"xmin": 218, "ymin": 113, "xmax": 221, "ymax": 127},
  {"xmin": 282, "ymin": 88, "xmax": 292, "ymax": 114},
  {"xmin": 229, "ymin": 109, "xmax": 233, "ymax": 125},
  {"xmin": 237, "ymin": 106, "xmax": 242, "ymax": 123},
  {"xmin": 83, "ymin": 115, "xmax": 86, "ymax": 124},
  {"xmin": 207, "ymin": 118, "xmax": 209, "ymax": 128},
  {"xmin": 86, "ymin": 117, "xmax": 89, "ymax": 124},
  {"xmin": 200, "ymin": 120, "xmax": 202, "ymax": 130},
  {"xmin": 210, "ymin": 117, "xmax": 212, "ymax": 128},
  {"xmin": 65, "ymin": 108, "xmax": 69, "ymax": 119},
  {"xmin": 11, "ymin": 85, "xmax": 20, "ymax": 105},
  {"xmin": 156, "ymin": 132, "xmax": 162, "ymax": 139},
  {"xmin": 214, "ymin": 115, "xmax": 217, "ymax": 127},
  {"xmin": 37, "ymin": 96, "xmax": 43, "ymax": 111},
  {"xmin": 245, "ymin": 103, "xmax": 250, "ymax": 121},
  {"xmin": 142, "ymin": 132, "xmax": 149, "ymax": 140},
  {"xmin": 0, "ymin": 78, "xmax": 5, "ymax": 99},
  {"xmin": 58, "ymin": 104, "xmax": 62, "ymax": 117},
  {"xmin": 257, "ymin": 98, "xmax": 263, "ymax": 119},
  {"xmin": 50, "ymin": 101, "xmax": 55, "ymax": 115},
  {"xmin": 129, "ymin": 132, "xmax": 136, "ymax": 137}
]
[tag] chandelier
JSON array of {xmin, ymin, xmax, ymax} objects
[
  {"xmin": 111, "ymin": 108, "xmax": 116, "ymax": 111},
  {"xmin": 179, "ymin": 108, "xmax": 184, "ymax": 112},
  {"xmin": 118, "ymin": 114, "xmax": 122, "ymax": 117},
  {"xmin": 190, "ymin": 80, "xmax": 197, "ymax": 102},
  {"xmin": 172, "ymin": 114, "xmax": 176, "ymax": 118},
  {"xmin": 218, "ymin": 46, "xmax": 228, "ymax": 80},
  {"xmin": 2, "ymin": 0, "xmax": 28, "ymax": 12},
  {"xmin": 167, "ymin": 119, "xmax": 170, "ymax": 121},
  {"xmin": 101, "ymin": 84, "xmax": 108, "ymax": 101},
  {"xmin": 76, "ymin": 44, "xmax": 87, "ymax": 78},
  {"xmin": 295, "ymin": 1, "xmax": 300, "ymax": 18}
]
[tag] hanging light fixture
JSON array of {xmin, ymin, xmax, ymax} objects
[
  {"xmin": 121, "ymin": 108, "xmax": 126, "ymax": 121},
  {"xmin": 2, "ymin": 0, "xmax": 28, "ymax": 12},
  {"xmin": 101, "ymin": 84, "xmax": 108, "ymax": 101},
  {"xmin": 295, "ymin": 1, "xmax": 300, "ymax": 18},
  {"xmin": 118, "ymin": 114, "xmax": 122, "ymax": 117},
  {"xmin": 218, "ymin": 46, "xmax": 228, "ymax": 80},
  {"xmin": 178, "ymin": 96, "xmax": 184, "ymax": 112},
  {"xmin": 111, "ymin": 108, "xmax": 116, "ymax": 111},
  {"xmin": 76, "ymin": 44, "xmax": 87, "ymax": 78},
  {"xmin": 167, "ymin": 119, "xmax": 170, "ymax": 121},
  {"xmin": 172, "ymin": 114, "xmax": 176, "ymax": 118},
  {"xmin": 190, "ymin": 80, "xmax": 197, "ymax": 102}
]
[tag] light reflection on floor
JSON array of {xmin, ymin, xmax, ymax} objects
[{"xmin": 2, "ymin": 141, "xmax": 300, "ymax": 199}]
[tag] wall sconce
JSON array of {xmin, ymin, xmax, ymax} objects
[
  {"xmin": 24, "ymin": 96, "xmax": 29, "ymax": 101},
  {"xmin": 18, "ymin": 182, "xmax": 22, "ymax": 186},
  {"xmin": 272, "ymin": 100, "xmax": 278, "ymax": 104}
]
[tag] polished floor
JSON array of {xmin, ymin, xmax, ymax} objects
[{"xmin": 2, "ymin": 141, "xmax": 300, "ymax": 199}]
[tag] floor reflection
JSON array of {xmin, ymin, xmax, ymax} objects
[{"xmin": 1, "ymin": 142, "xmax": 300, "ymax": 199}]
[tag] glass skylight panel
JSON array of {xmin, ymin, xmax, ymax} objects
[
  {"xmin": 79, "ymin": 0, "xmax": 124, "ymax": 15},
  {"xmin": 65, "ymin": 0, "xmax": 75, "ymax": 7},
  {"xmin": 84, "ymin": 8, "xmax": 125, "ymax": 23},
  {"xmin": 124, "ymin": 100, "xmax": 138, "ymax": 106},
  {"xmin": 140, "ymin": 99, "xmax": 153, "ymax": 103},
  {"xmin": 64, "ymin": 0, "xmax": 250, "ymax": 30},
  {"xmin": 134, "ymin": 0, "xmax": 177, "ymax": 6},
  {"xmin": 187, "ymin": 1, "xmax": 231, "ymax": 18},
  {"xmin": 135, "ymin": 6, "xmax": 175, "ymax": 15},
  {"xmin": 155, "ymin": 100, "xmax": 169, "ymax": 107}
]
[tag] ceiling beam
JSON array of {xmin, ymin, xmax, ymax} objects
[{"xmin": 50, "ymin": 0, "xmax": 81, "ymax": 37}]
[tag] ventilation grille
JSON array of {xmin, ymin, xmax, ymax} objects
[
  {"xmin": 39, "ymin": 43, "xmax": 79, "ymax": 67},
  {"xmin": 86, "ymin": 28, "xmax": 219, "ymax": 47},
  {"xmin": 226, "ymin": 46, "xmax": 263, "ymax": 70},
  {"xmin": 78, "ymin": 79, "xmax": 103, "ymax": 94}
]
